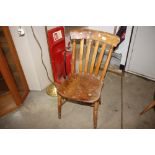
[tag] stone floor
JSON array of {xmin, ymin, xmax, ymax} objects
[{"xmin": 0, "ymin": 72, "xmax": 155, "ymax": 129}]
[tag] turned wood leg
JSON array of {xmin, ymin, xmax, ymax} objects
[
  {"xmin": 93, "ymin": 101, "xmax": 99, "ymax": 129},
  {"xmin": 58, "ymin": 95, "xmax": 62, "ymax": 119},
  {"xmin": 99, "ymin": 97, "xmax": 101, "ymax": 105},
  {"xmin": 140, "ymin": 100, "xmax": 155, "ymax": 115}
]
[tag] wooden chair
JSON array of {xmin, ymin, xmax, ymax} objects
[{"xmin": 56, "ymin": 29, "xmax": 120, "ymax": 128}]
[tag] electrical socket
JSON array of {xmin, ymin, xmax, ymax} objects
[{"xmin": 18, "ymin": 26, "xmax": 25, "ymax": 37}]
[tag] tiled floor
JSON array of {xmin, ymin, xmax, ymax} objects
[{"xmin": 0, "ymin": 72, "xmax": 155, "ymax": 129}]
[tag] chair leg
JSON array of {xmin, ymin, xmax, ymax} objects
[
  {"xmin": 140, "ymin": 100, "xmax": 155, "ymax": 115},
  {"xmin": 93, "ymin": 101, "xmax": 99, "ymax": 129},
  {"xmin": 99, "ymin": 97, "xmax": 101, "ymax": 105},
  {"xmin": 58, "ymin": 95, "xmax": 62, "ymax": 119}
]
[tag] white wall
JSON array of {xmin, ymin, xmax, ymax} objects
[{"xmin": 9, "ymin": 26, "xmax": 53, "ymax": 91}]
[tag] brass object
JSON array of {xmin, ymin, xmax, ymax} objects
[{"xmin": 46, "ymin": 83, "xmax": 57, "ymax": 97}]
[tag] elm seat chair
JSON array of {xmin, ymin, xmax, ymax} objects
[{"xmin": 56, "ymin": 29, "xmax": 120, "ymax": 128}]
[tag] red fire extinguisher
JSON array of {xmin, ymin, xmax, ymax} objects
[{"xmin": 47, "ymin": 26, "xmax": 72, "ymax": 84}]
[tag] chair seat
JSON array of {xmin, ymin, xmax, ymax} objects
[{"xmin": 57, "ymin": 73, "xmax": 103, "ymax": 103}]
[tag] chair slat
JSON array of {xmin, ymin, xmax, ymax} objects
[
  {"xmin": 100, "ymin": 46, "xmax": 113, "ymax": 80},
  {"xmin": 79, "ymin": 39, "xmax": 84, "ymax": 73},
  {"xmin": 84, "ymin": 39, "xmax": 92, "ymax": 74},
  {"xmin": 71, "ymin": 40, "xmax": 76, "ymax": 74},
  {"xmin": 90, "ymin": 40, "xmax": 99, "ymax": 74},
  {"xmin": 94, "ymin": 43, "xmax": 106, "ymax": 76}
]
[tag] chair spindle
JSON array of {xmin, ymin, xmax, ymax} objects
[
  {"xmin": 79, "ymin": 39, "xmax": 84, "ymax": 73},
  {"xmin": 84, "ymin": 39, "xmax": 92, "ymax": 74},
  {"xmin": 90, "ymin": 40, "xmax": 99, "ymax": 74},
  {"xmin": 100, "ymin": 46, "xmax": 113, "ymax": 80},
  {"xmin": 71, "ymin": 40, "xmax": 76, "ymax": 74},
  {"xmin": 95, "ymin": 43, "xmax": 106, "ymax": 76}
]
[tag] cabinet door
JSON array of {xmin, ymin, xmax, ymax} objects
[
  {"xmin": 126, "ymin": 27, "xmax": 155, "ymax": 81},
  {"xmin": 0, "ymin": 26, "xmax": 29, "ymax": 105}
]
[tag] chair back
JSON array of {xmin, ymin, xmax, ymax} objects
[{"xmin": 70, "ymin": 29, "xmax": 120, "ymax": 81}]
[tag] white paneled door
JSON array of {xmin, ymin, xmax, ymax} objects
[{"xmin": 126, "ymin": 27, "xmax": 155, "ymax": 81}]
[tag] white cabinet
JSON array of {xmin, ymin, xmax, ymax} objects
[{"xmin": 126, "ymin": 26, "xmax": 155, "ymax": 81}]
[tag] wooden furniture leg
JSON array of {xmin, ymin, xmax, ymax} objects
[
  {"xmin": 58, "ymin": 95, "xmax": 62, "ymax": 119},
  {"xmin": 93, "ymin": 101, "xmax": 99, "ymax": 129},
  {"xmin": 99, "ymin": 97, "xmax": 101, "ymax": 105},
  {"xmin": 140, "ymin": 100, "xmax": 155, "ymax": 115}
]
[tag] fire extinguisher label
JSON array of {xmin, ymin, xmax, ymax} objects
[{"xmin": 53, "ymin": 30, "xmax": 62, "ymax": 41}]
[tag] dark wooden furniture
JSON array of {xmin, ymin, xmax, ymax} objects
[
  {"xmin": 0, "ymin": 26, "xmax": 29, "ymax": 116},
  {"xmin": 56, "ymin": 29, "xmax": 120, "ymax": 128}
]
